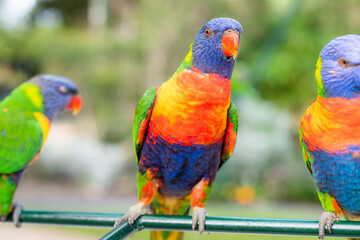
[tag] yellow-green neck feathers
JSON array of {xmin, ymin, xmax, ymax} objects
[
  {"xmin": 315, "ymin": 56, "xmax": 326, "ymax": 97},
  {"xmin": 174, "ymin": 43, "xmax": 193, "ymax": 75},
  {"xmin": 1, "ymin": 83, "xmax": 44, "ymax": 113}
]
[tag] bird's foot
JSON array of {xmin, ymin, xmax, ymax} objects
[
  {"xmin": 318, "ymin": 211, "xmax": 339, "ymax": 240},
  {"xmin": 192, "ymin": 207, "xmax": 208, "ymax": 235},
  {"xmin": 113, "ymin": 202, "xmax": 152, "ymax": 228},
  {"xmin": 0, "ymin": 203, "xmax": 24, "ymax": 227},
  {"xmin": 12, "ymin": 202, "xmax": 23, "ymax": 228}
]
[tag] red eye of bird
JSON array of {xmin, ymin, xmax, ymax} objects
[
  {"xmin": 338, "ymin": 58, "xmax": 350, "ymax": 68},
  {"xmin": 58, "ymin": 85, "xmax": 68, "ymax": 95},
  {"xmin": 204, "ymin": 27, "xmax": 211, "ymax": 37}
]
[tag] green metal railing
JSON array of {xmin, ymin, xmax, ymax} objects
[
  {"xmin": 6, "ymin": 210, "xmax": 360, "ymax": 239},
  {"xmin": 6, "ymin": 210, "xmax": 121, "ymax": 227}
]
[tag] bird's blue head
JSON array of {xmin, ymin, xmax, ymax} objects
[
  {"xmin": 29, "ymin": 74, "xmax": 82, "ymax": 121},
  {"xmin": 316, "ymin": 34, "xmax": 360, "ymax": 99},
  {"xmin": 190, "ymin": 18, "xmax": 243, "ymax": 79}
]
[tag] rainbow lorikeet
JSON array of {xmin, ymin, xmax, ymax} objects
[
  {"xmin": 114, "ymin": 18, "xmax": 241, "ymax": 239},
  {"xmin": 0, "ymin": 74, "xmax": 82, "ymax": 227},
  {"xmin": 300, "ymin": 35, "xmax": 360, "ymax": 240}
]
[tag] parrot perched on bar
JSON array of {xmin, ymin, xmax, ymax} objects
[
  {"xmin": 300, "ymin": 35, "xmax": 360, "ymax": 240},
  {"xmin": 0, "ymin": 74, "xmax": 82, "ymax": 227},
  {"xmin": 114, "ymin": 17, "xmax": 241, "ymax": 240}
]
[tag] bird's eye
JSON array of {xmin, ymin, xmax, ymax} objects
[
  {"xmin": 58, "ymin": 85, "xmax": 68, "ymax": 95},
  {"xmin": 204, "ymin": 27, "xmax": 211, "ymax": 37},
  {"xmin": 338, "ymin": 58, "xmax": 350, "ymax": 68}
]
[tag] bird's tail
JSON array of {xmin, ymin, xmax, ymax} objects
[
  {"xmin": 0, "ymin": 171, "xmax": 24, "ymax": 216},
  {"xmin": 150, "ymin": 196, "xmax": 190, "ymax": 240}
]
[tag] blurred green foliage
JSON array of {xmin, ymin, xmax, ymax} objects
[
  {"xmin": 1, "ymin": 0, "xmax": 360, "ymax": 202},
  {"xmin": 31, "ymin": 0, "xmax": 89, "ymax": 26}
]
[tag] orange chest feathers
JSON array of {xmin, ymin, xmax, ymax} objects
[
  {"xmin": 149, "ymin": 69, "xmax": 231, "ymax": 145},
  {"xmin": 301, "ymin": 96, "xmax": 360, "ymax": 152}
]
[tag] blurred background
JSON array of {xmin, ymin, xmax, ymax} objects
[{"xmin": 0, "ymin": 0, "xmax": 360, "ymax": 239}]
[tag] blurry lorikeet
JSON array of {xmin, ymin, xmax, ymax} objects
[
  {"xmin": 0, "ymin": 74, "xmax": 82, "ymax": 227},
  {"xmin": 114, "ymin": 18, "xmax": 241, "ymax": 240},
  {"xmin": 300, "ymin": 35, "xmax": 360, "ymax": 240}
]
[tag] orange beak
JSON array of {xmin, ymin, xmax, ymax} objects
[
  {"xmin": 67, "ymin": 95, "xmax": 82, "ymax": 115},
  {"xmin": 222, "ymin": 29, "xmax": 239, "ymax": 60}
]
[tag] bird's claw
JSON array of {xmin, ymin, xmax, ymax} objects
[
  {"xmin": 318, "ymin": 212, "xmax": 339, "ymax": 240},
  {"xmin": 192, "ymin": 207, "xmax": 208, "ymax": 235},
  {"xmin": 12, "ymin": 202, "xmax": 24, "ymax": 228},
  {"xmin": 113, "ymin": 202, "xmax": 152, "ymax": 228}
]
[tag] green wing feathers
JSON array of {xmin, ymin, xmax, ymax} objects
[
  {"xmin": 0, "ymin": 108, "xmax": 44, "ymax": 173},
  {"xmin": 0, "ymin": 83, "xmax": 45, "ymax": 174},
  {"xmin": 219, "ymin": 101, "xmax": 239, "ymax": 169},
  {"xmin": 299, "ymin": 128, "xmax": 314, "ymax": 176},
  {"xmin": 133, "ymin": 88, "xmax": 157, "ymax": 162}
]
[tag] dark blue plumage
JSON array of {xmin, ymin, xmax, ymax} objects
[
  {"xmin": 5, "ymin": 169, "xmax": 25, "ymax": 188},
  {"xmin": 140, "ymin": 132, "xmax": 221, "ymax": 197},
  {"xmin": 312, "ymin": 147, "xmax": 360, "ymax": 216}
]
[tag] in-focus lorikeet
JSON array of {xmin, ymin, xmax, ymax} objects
[
  {"xmin": 114, "ymin": 18, "xmax": 241, "ymax": 239},
  {"xmin": 300, "ymin": 35, "xmax": 360, "ymax": 240},
  {"xmin": 0, "ymin": 74, "xmax": 82, "ymax": 227}
]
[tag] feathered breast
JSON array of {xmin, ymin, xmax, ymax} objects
[
  {"xmin": 301, "ymin": 96, "xmax": 360, "ymax": 153},
  {"xmin": 149, "ymin": 68, "xmax": 231, "ymax": 146}
]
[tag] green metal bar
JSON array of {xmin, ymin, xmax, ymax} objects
[
  {"xmin": 6, "ymin": 210, "xmax": 123, "ymax": 227},
  {"xmin": 5, "ymin": 210, "xmax": 360, "ymax": 239},
  {"xmin": 99, "ymin": 221, "xmax": 141, "ymax": 240},
  {"xmin": 100, "ymin": 215, "xmax": 360, "ymax": 240}
]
